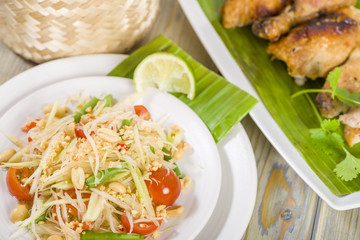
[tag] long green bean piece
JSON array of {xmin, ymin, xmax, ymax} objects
[
  {"xmin": 73, "ymin": 97, "xmax": 100, "ymax": 123},
  {"xmin": 103, "ymin": 94, "xmax": 113, "ymax": 108},
  {"xmin": 81, "ymin": 231, "xmax": 143, "ymax": 240}
]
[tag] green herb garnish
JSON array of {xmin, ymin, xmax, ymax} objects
[
  {"xmin": 294, "ymin": 67, "xmax": 360, "ymax": 181},
  {"xmin": 292, "ymin": 67, "xmax": 360, "ymax": 106},
  {"xmin": 310, "ymin": 118, "xmax": 360, "ymax": 181},
  {"xmin": 120, "ymin": 118, "xmax": 133, "ymax": 128}
]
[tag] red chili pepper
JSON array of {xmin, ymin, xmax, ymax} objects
[{"xmin": 117, "ymin": 143, "xmax": 128, "ymax": 151}]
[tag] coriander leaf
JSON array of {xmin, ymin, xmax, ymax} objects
[
  {"xmin": 311, "ymin": 118, "xmax": 360, "ymax": 181},
  {"xmin": 335, "ymin": 87, "xmax": 360, "ymax": 106},
  {"xmin": 309, "ymin": 119, "xmax": 344, "ymax": 157},
  {"xmin": 328, "ymin": 67, "xmax": 342, "ymax": 99},
  {"xmin": 293, "ymin": 67, "xmax": 360, "ymax": 107},
  {"xmin": 334, "ymin": 148, "xmax": 360, "ymax": 181},
  {"xmin": 309, "ymin": 128, "xmax": 343, "ymax": 157},
  {"xmin": 321, "ymin": 118, "xmax": 341, "ymax": 132}
]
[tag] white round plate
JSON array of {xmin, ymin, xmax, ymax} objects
[
  {"xmin": 0, "ymin": 54, "xmax": 257, "ymax": 239},
  {"xmin": 0, "ymin": 76, "xmax": 221, "ymax": 240}
]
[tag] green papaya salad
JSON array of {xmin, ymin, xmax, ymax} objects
[{"xmin": 0, "ymin": 93, "xmax": 191, "ymax": 240}]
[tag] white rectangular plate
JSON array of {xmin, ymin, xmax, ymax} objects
[{"xmin": 178, "ymin": 0, "xmax": 360, "ymax": 210}]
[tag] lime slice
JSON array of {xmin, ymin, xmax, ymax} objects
[{"xmin": 134, "ymin": 52, "xmax": 196, "ymax": 100}]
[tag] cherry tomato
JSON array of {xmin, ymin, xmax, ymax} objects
[
  {"xmin": 52, "ymin": 204, "xmax": 92, "ymax": 230},
  {"xmin": 134, "ymin": 105, "xmax": 151, "ymax": 120},
  {"xmin": 145, "ymin": 167, "xmax": 181, "ymax": 206},
  {"xmin": 6, "ymin": 167, "xmax": 34, "ymax": 201},
  {"xmin": 21, "ymin": 121, "xmax": 37, "ymax": 132},
  {"xmin": 121, "ymin": 214, "xmax": 161, "ymax": 235},
  {"xmin": 52, "ymin": 189, "xmax": 92, "ymax": 231},
  {"xmin": 52, "ymin": 203, "xmax": 78, "ymax": 221},
  {"xmin": 75, "ymin": 124, "xmax": 87, "ymax": 139}
]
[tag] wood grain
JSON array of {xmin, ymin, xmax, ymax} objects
[
  {"xmin": 0, "ymin": 41, "xmax": 34, "ymax": 84},
  {"xmin": 241, "ymin": 118, "xmax": 319, "ymax": 240},
  {"xmin": 1, "ymin": 0, "xmax": 360, "ymax": 239}
]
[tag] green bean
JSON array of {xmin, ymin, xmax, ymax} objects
[
  {"xmin": 81, "ymin": 231, "xmax": 143, "ymax": 240},
  {"xmin": 103, "ymin": 94, "xmax": 113, "ymax": 108},
  {"xmin": 35, "ymin": 207, "xmax": 50, "ymax": 224},
  {"xmin": 85, "ymin": 167, "xmax": 127, "ymax": 188},
  {"xmin": 73, "ymin": 97, "xmax": 100, "ymax": 123}
]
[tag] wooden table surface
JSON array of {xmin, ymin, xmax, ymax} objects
[{"xmin": 1, "ymin": 0, "xmax": 360, "ymax": 239}]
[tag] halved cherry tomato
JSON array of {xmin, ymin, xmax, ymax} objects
[
  {"xmin": 21, "ymin": 121, "xmax": 37, "ymax": 132},
  {"xmin": 145, "ymin": 167, "xmax": 181, "ymax": 206},
  {"xmin": 75, "ymin": 124, "xmax": 87, "ymax": 139},
  {"xmin": 52, "ymin": 204, "xmax": 92, "ymax": 230},
  {"xmin": 52, "ymin": 189, "xmax": 92, "ymax": 231},
  {"xmin": 6, "ymin": 167, "xmax": 34, "ymax": 201},
  {"xmin": 134, "ymin": 105, "xmax": 151, "ymax": 120},
  {"xmin": 121, "ymin": 214, "xmax": 161, "ymax": 235}
]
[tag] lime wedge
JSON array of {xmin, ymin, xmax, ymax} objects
[{"xmin": 134, "ymin": 52, "xmax": 196, "ymax": 100}]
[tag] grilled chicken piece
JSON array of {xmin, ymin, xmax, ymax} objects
[
  {"xmin": 343, "ymin": 125, "xmax": 360, "ymax": 147},
  {"xmin": 221, "ymin": 0, "xmax": 292, "ymax": 28},
  {"xmin": 339, "ymin": 108, "xmax": 360, "ymax": 146},
  {"xmin": 267, "ymin": 7, "xmax": 360, "ymax": 85},
  {"xmin": 252, "ymin": 0, "xmax": 356, "ymax": 41},
  {"xmin": 316, "ymin": 47, "xmax": 360, "ymax": 118}
]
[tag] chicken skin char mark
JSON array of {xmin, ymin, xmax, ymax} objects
[
  {"xmin": 268, "ymin": 7, "xmax": 360, "ymax": 85},
  {"xmin": 221, "ymin": 0, "xmax": 292, "ymax": 28},
  {"xmin": 252, "ymin": 0, "xmax": 356, "ymax": 41}
]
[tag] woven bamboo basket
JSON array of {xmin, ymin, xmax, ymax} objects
[{"xmin": 0, "ymin": 0, "xmax": 159, "ymax": 63}]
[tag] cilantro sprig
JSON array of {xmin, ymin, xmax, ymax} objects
[
  {"xmin": 310, "ymin": 119, "xmax": 360, "ymax": 181},
  {"xmin": 334, "ymin": 148, "xmax": 360, "ymax": 181},
  {"xmin": 292, "ymin": 67, "xmax": 360, "ymax": 106},
  {"xmin": 293, "ymin": 67, "xmax": 360, "ymax": 181}
]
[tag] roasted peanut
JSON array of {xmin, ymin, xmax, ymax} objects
[
  {"xmin": 166, "ymin": 205, "xmax": 184, "ymax": 217},
  {"xmin": 85, "ymin": 106, "xmax": 92, "ymax": 113},
  {"xmin": 43, "ymin": 104, "xmax": 68, "ymax": 118},
  {"xmin": 108, "ymin": 182, "xmax": 126, "ymax": 194},
  {"xmin": 152, "ymin": 230, "xmax": 160, "ymax": 239},
  {"xmin": 43, "ymin": 104, "xmax": 53, "ymax": 114},
  {"xmin": 174, "ymin": 142, "xmax": 185, "ymax": 160},
  {"xmin": 64, "ymin": 122, "xmax": 75, "ymax": 138},
  {"xmin": 155, "ymin": 205, "xmax": 167, "ymax": 218},
  {"xmin": 10, "ymin": 203, "xmax": 29, "ymax": 223},
  {"xmin": 0, "ymin": 149, "xmax": 16, "ymax": 163},
  {"xmin": 71, "ymin": 167, "xmax": 85, "ymax": 189},
  {"xmin": 55, "ymin": 105, "xmax": 68, "ymax": 118},
  {"xmin": 181, "ymin": 175, "xmax": 192, "ymax": 191},
  {"xmin": 47, "ymin": 235, "xmax": 63, "ymax": 240}
]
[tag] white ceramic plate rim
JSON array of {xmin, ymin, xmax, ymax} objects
[
  {"xmin": 0, "ymin": 54, "xmax": 257, "ymax": 239},
  {"xmin": 0, "ymin": 76, "xmax": 221, "ymax": 240},
  {"xmin": 177, "ymin": 0, "xmax": 360, "ymax": 210}
]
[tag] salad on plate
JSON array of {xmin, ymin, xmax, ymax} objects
[{"xmin": 0, "ymin": 93, "xmax": 191, "ymax": 240}]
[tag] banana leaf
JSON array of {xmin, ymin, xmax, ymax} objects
[
  {"xmin": 198, "ymin": 0, "xmax": 360, "ymax": 195},
  {"xmin": 108, "ymin": 35, "xmax": 258, "ymax": 144}
]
